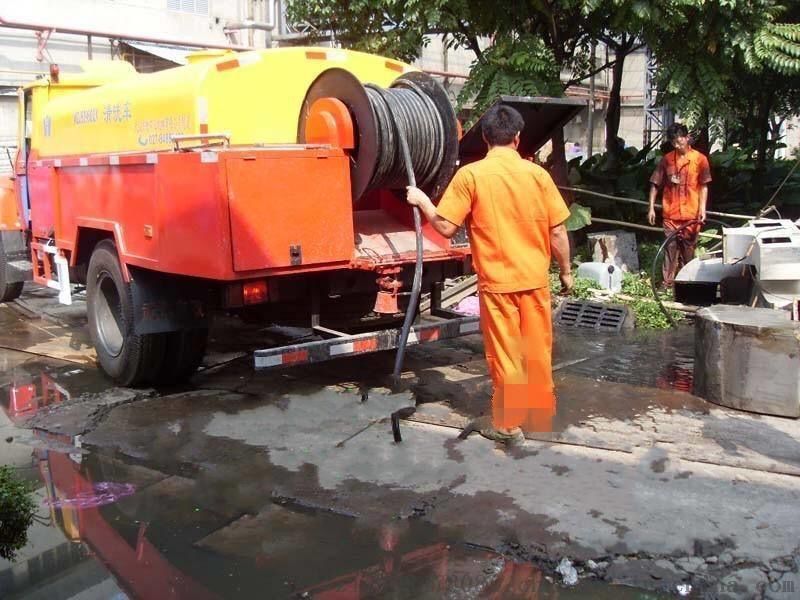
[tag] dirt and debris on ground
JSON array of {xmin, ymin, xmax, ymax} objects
[{"xmin": 1, "ymin": 288, "xmax": 799, "ymax": 599}]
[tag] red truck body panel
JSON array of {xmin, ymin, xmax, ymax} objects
[{"xmin": 26, "ymin": 146, "xmax": 466, "ymax": 283}]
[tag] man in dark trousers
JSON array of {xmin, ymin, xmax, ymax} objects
[
  {"xmin": 406, "ymin": 104, "xmax": 572, "ymax": 443},
  {"xmin": 648, "ymin": 123, "xmax": 712, "ymax": 286}
]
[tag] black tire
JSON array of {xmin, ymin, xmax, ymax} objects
[
  {"xmin": 86, "ymin": 241, "xmax": 165, "ymax": 386},
  {"xmin": 152, "ymin": 327, "xmax": 208, "ymax": 385},
  {"xmin": 0, "ymin": 280, "xmax": 23, "ymax": 303},
  {"xmin": 0, "ymin": 248, "xmax": 23, "ymax": 302}
]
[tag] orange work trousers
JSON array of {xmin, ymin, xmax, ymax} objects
[
  {"xmin": 479, "ymin": 287, "xmax": 555, "ymax": 432},
  {"xmin": 662, "ymin": 218, "xmax": 701, "ymax": 286}
]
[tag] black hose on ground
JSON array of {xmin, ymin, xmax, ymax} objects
[{"xmin": 650, "ymin": 218, "xmax": 728, "ymax": 327}]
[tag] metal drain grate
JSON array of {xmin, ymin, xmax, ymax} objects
[{"xmin": 556, "ymin": 300, "xmax": 627, "ymax": 332}]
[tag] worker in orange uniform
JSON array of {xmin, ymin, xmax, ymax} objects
[
  {"xmin": 406, "ymin": 105, "xmax": 572, "ymax": 443},
  {"xmin": 648, "ymin": 123, "xmax": 712, "ymax": 287}
]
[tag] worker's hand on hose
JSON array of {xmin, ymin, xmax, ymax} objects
[
  {"xmin": 559, "ymin": 271, "xmax": 574, "ymax": 295},
  {"xmin": 406, "ymin": 186, "xmax": 429, "ymax": 208},
  {"xmin": 648, "ymin": 207, "xmax": 657, "ymax": 226},
  {"xmin": 698, "ymin": 208, "xmax": 706, "ymax": 223}
]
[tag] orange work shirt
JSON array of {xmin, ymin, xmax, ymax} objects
[
  {"xmin": 435, "ymin": 146, "xmax": 570, "ymax": 293},
  {"xmin": 649, "ymin": 148, "xmax": 712, "ymax": 220}
]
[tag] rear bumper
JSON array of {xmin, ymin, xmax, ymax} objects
[{"xmin": 254, "ymin": 314, "xmax": 480, "ymax": 370}]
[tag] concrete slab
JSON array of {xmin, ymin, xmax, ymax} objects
[{"xmin": 695, "ymin": 305, "xmax": 800, "ymax": 417}]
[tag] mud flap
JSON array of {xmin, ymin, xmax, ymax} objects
[
  {"xmin": 0, "ymin": 230, "xmax": 32, "ymax": 284},
  {"xmin": 129, "ymin": 267, "xmax": 212, "ymax": 335}
]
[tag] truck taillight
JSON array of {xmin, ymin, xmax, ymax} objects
[{"xmin": 243, "ymin": 280, "xmax": 268, "ymax": 305}]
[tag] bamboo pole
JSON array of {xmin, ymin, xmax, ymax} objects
[
  {"xmin": 590, "ymin": 217, "xmax": 722, "ymax": 239},
  {"xmin": 560, "ymin": 186, "xmax": 755, "ymax": 221}
]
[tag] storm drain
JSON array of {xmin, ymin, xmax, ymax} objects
[{"xmin": 556, "ymin": 300, "xmax": 627, "ymax": 332}]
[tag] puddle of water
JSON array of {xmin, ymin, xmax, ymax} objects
[
  {"xmin": 0, "ymin": 440, "xmax": 671, "ymax": 600},
  {"xmin": 554, "ymin": 326, "xmax": 695, "ymax": 392},
  {"xmin": 410, "ymin": 325, "xmax": 709, "ymax": 433}
]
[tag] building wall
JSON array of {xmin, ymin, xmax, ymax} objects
[
  {"xmin": 1, "ymin": 0, "xmax": 244, "ymax": 47},
  {"xmin": 0, "ymin": 0, "xmax": 259, "ymax": 166},
  {"xmin": 0, "ymin": 96, "xmax": 18, "ymax": 174}
]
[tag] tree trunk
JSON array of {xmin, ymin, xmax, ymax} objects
[
  {"xmin": 604, "ymin": 45, "xmax": 627, "ymax": 165},
  {"xmin": 550, "ymin": 127, "xmax": 572, "ymax": 204},
  {"xmin": 695, "ymin": 113, "xmax": 710, "ymax": 155},
  {"xmin": 752, "ymin": 93, "xmax": 773, "ymax": 204}
]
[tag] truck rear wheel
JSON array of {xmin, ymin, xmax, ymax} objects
[
  {"xmin": 153, "ymin": 328, "xmax": 208, "ymax": 385},
  {"xmin": 87, "ymin": 241, "xmax": 165, "ymax": 386}
]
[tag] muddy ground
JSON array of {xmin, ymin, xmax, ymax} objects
[{"xmin": 1, "ymin": 288, "xmax": 799, "ymax": 599}]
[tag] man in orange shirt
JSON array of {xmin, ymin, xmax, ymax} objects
[
  {"xmin": 648, "ymin": 123, "xmax": 712, "ymax": 286},
  {"xmin": 406, "ymin": 105, "xmax": 572, "ymax": 443}
]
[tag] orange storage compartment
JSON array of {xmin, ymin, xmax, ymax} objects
[{"xmin": 226, "ymin": 150, "xmax": 354, "ymax": 272}]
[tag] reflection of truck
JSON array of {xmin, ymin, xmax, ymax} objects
[
  {"xmin": 0, "ymin": 48, "xmax": 583, "ymax": 386},
  {"xmin": 36, "ymin": 449, "xmax": 217, "ymax": 600}
]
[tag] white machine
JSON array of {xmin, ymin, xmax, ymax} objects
[{"xmin": 674, "ymin": 218, "xmax": 800, "ymax": 310}]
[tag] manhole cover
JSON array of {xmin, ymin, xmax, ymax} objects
[{"xmin": 556, "ymin": 300, "xmax": 627, "ymax": 332}]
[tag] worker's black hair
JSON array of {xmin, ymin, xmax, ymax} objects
[
  {"xmin": 666, "ymin": 122, "xmax": 689, "ymax": 141},
  {"xmin": 482, "ymin": 104, "xmax": 525, "ymax": 146}
]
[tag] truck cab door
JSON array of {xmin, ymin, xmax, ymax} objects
[{"xmin": 13, "ymin": 88, "xmax": 32, "ymax": 228}]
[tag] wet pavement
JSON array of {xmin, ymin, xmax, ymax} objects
[{"xmin": 1, "ymin": 289, "xmax": 799, "ymax": 599}]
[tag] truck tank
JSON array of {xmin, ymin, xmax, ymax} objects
[{"xmin": 36, "ymin": 47, "xmax": 413, "ymax": 157}]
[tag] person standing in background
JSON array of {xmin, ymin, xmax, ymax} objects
[{"xmin": 648, "ymin": 123, "xmax": 712, "ymax": 287}]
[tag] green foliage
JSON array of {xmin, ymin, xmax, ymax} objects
[
  {"xmin": 751, "ymin": 22, "xmax": 800, "ymax": 75},
  {"xmin": 571, "ymin": 276, "xmax": 598, "ymax": 300},
  {"xmin": 0, "ymin": 466, "xmax": 36, "ymax": 561},
  {"xmin": 572, "ymin": 244, "xmax": 591, "ymax": 266},
  {"xmin": 637, "ymin": 241, "xmax": 662, "ymax": 282},
  {"xmin": 570, "ymin": 145, "xmax": 658, "ymax": 202},
  {"xmin": 621, "ymin": 272, "xmax": 653, "ymax": 297},
  {"xmin": 570, "ymin": 146, "xmax": 800, "ymax": 220},
  {"xmin": 457, "ymin": 34, "xmax": 562, "ymax": 124},
  {"xmin": 549, "ymin": 273, "xmax": 596, "ymax": 299},
  {"xmin": 623, "ymin": 295, "xmax": 683, "ymax": 329},
  {"xmin": 564, "ymin": 202, "xmax": 592, "ymax": 232},
  {"xmin": 647, "ymin": 1, "xmax": 800, "ymax": 176},
  {"xmin": 617, "ymin": 273, "xmax": 682, "ymax": 328}
]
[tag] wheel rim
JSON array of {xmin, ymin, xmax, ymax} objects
[{"xmin": 95, "ymin": 271, "xmax": 124, "ymax": 357}]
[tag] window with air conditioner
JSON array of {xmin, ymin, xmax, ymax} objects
[{"xmin": 167, "ymin": 0, "xmax": 209, "ymax": 14}]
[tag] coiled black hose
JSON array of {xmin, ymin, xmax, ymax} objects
[
  {"xmin": 650, "ymin": 218, "xmax": 728, "ymax": 327},
  {"xmin": 361, "ymin": 81, "xmax": 449, "ymax": 388},
  {"xmin": 364, "ymin": 81, "xmax": 446, "ymax": 192}
]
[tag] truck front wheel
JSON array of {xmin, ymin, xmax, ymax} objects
[
  {"xmin": 0, "ymin": 277, "xmax": 23, "ymax": 303},
  {"xmin": 0, "ymin": 231, "xmax": 26, "ymax": 303},
  {"xmin": 87, "ymin": 241, "xmax": 165, "ymax": 386}
]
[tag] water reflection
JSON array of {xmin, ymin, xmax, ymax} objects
[
  {"xmin": 554, "ymin": 326, "xmax": 696, "ymax": 392},
  {"xmin": 2, "ymin": 372, "xmax": 70, "ymax": 424},
  {"xmin": 2, "ymin": 435, "xmax": 666, "ymax": 600}
]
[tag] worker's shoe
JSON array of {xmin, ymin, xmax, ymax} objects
[{"xmin": 458, "ymin": 416, "xmax": 525, "ymax": 445}]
